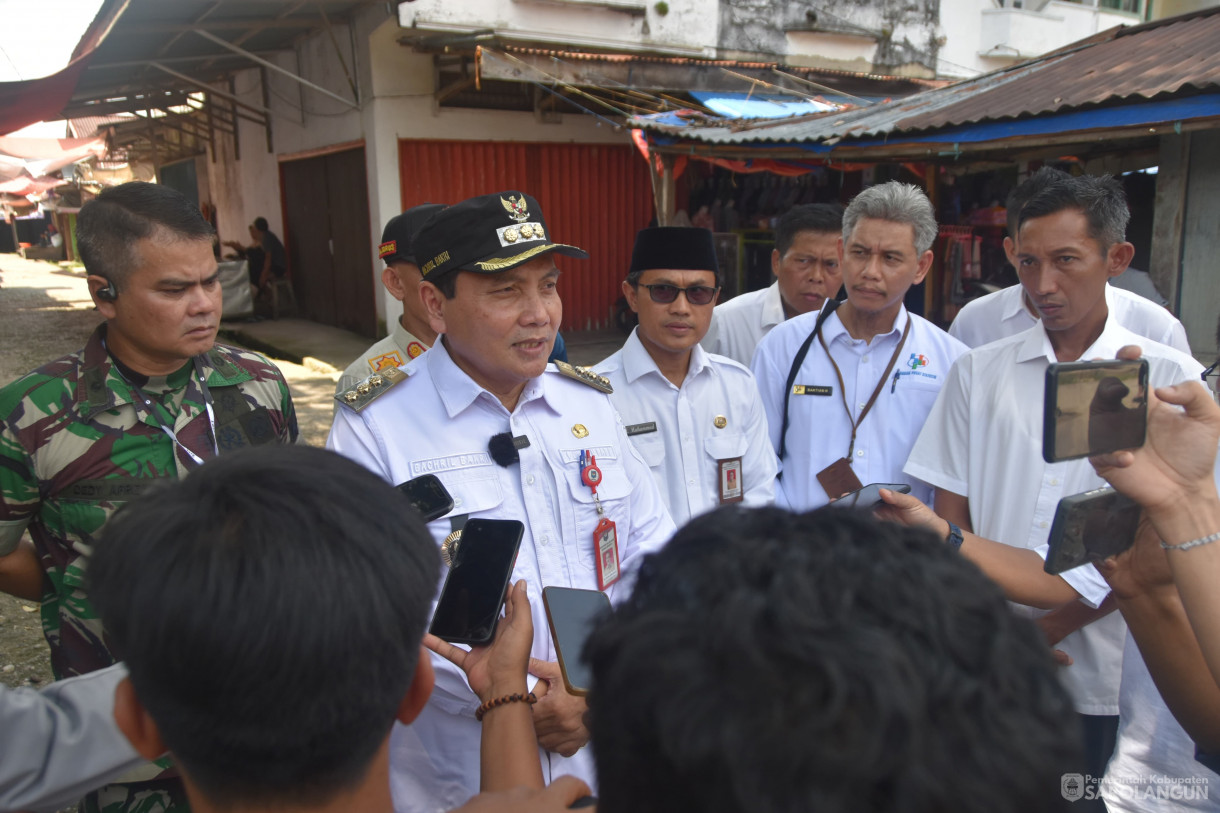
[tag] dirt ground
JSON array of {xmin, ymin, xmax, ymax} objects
[{"xmin": 0, "ymin": 254, "xmax": 337, "ymax": 692}]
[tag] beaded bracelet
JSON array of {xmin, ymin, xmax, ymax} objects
[
  {"xmin": 475, "ymin": 691, "xmax": 537, "ymax": 722},
  {"xmin": 1161, "ymin": 531, "xmax": 1220, "ymax": 551}
]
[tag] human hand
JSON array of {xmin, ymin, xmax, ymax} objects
[
  {"xmin": 528, "ymin": 659, "xmax": 590, "ymax": 757},
  {"xmin": 1095, "ymin": 515, "xmax": 1176, "ymax": 603},
  {"xmin": 448, "ymin": 776, "xmax": 594, "ymax": 813},
  {"xmin": 874, "ymin": 488, "xmax": 951, "ymax": 540},
  {"xmin": 424, "ymin": 580, "xmax": 534, "ymax": 702},
  {"xmin": 1090, "ymin": 346, "xmax": 1220, "ymax": 517}
]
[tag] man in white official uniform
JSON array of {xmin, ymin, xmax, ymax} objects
[
  {"xmin": 903, "ymin": 173, "xmax": 1205, "ymax": 808},
  {"xmin": 702, "ymin": 203, "xmax": 844, "ymax": 365},
  {"xmin": 949, "ymin": 167, "xmax": 1189, "ymax": 355},
  {"xmin": 328, "ymin": 191, "xmax": 675, "ymax": 813},
  {"xmin": 751, "ymin": 182, "xmax": 967, "ymax": 511},
  {"xmin": 595, "ymin": 227, "xmax": 775, "ymax": 528},
  {"xmin": 335, "ymin": 204, "xmax": 444, "ymax": 399}
]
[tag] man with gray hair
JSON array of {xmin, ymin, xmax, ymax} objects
[{"xmin": 750, "ymin": 181, "xmax": 967, "ymax": 511}]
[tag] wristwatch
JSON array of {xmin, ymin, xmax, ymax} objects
[{"xmin": 945, "ymin": 521, "xmax": 964, "ymax": 552}]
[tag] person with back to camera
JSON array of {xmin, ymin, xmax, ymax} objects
[{"xmin": 580, "ymin": 504, "xmax": 1082, "ymax": 813}]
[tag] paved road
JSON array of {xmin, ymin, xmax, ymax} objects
[{"xmin": 0, "ymin": 253, "xmax": 338, "ymax": 693}]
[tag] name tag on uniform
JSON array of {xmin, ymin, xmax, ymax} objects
[
  {"xmin": 792, "ymin": 384, "xmax": 833, "ymax": 396},
  {"xmin": 625, "ymin": 421, "xmax": 658, "ymax": 436},
  {"xmin": 718, "ymin": 457, "xmax": 744, "ymax": 504}
]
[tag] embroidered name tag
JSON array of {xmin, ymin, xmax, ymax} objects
[
  {"xmin": 792, "ymin": 385, "xmax": 833, "ymax": 396},
  {"xmin": 410, "ymin": 451, "xmax": 494, "ymax": 476},
  {"xmin": 625, "ymin": 422, "xmax": 658, "ymax": 436},
  {"xmin": 60, "ymin": 479, "xmax": 167, "ymax": 501}
]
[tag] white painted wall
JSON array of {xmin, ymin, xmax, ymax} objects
[
  {"xmin": 205, "ymin": 7, "xmax": 638, "ymax": 335},
  {"xmin": 784, "ymin": 31, "xmax": 878, "ymax": 73},
  {"xmin": 399, "ymin": 0, "xmax": 718, "ymax": 56},
  {"xmin": 939, "ymin": 0, "xmax": 1137, "ymax": 78}
]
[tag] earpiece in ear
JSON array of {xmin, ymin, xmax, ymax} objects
[{"xmin": 97, "ymin": 279, "xmax": 118, "ymax": 301}]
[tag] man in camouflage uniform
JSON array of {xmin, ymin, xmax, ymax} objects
[{"xmin": 0, "ymin": 181, "xmax": 298, "ymax": 813}]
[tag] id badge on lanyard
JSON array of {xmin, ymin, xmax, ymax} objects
[{"xmin": 580, "ymin": 450, "xmax": 620, "ymax": 590}]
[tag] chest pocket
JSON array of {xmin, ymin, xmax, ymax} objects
[
  {"xmin": 561, "ymin": 459, "xmax": 632, "ymax": 573},
  {"xmin": 433, "ymin": 469, "xmax": 505, "ymax": 517},
  {"xmin": 704, "ymin": 432, "xmax": 748, "ymax": 461},
  {"xmin": 630, "ymin": 433, "xmax": 666, "ymax": 468}
]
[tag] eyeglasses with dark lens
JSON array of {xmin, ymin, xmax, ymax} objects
[{"xmin": 640, "ymin": 283, "xmax": 719, "ymax": 306}]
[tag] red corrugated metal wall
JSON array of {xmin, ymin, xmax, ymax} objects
[{"xmin": 398, "ymin": 139, "xmax": 654, "ymax": 330}]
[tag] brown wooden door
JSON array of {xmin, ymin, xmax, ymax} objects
[{"xmin": 280, "ymin": 147, "xmax": 375, "ymax": 337}]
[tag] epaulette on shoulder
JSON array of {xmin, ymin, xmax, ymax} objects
[
  {"xmin": 335, "ymin": 367, "xmax": 409, "ymax": 413},
  {"xmin": 553, "ymin": 360, "xmax": 613, "ymax": 394}
]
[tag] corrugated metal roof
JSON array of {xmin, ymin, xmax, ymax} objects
[{"xmin": 633, "ymin": 5, "xmax": 1220, "ymax": 146}]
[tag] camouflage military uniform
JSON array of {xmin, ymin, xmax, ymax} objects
[{"xmin": 0, "ymin": 323, "xmax": 298, "ymax": 813}]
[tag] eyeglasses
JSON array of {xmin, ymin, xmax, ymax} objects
[
  {"xmin": 639, "ymin": 283, "xmax": 719, "ymax": 306},
  {"xmin": 1204, "ymin": 360, "xmax": 1219, "ymax": 384}
]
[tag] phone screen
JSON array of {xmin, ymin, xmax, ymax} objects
[
  {"xmin": 831, "ymin": 482, "xmax": 912, "ymax": 509},
  {"xmin": 1043, "ymin": 359, "xmax": 1148, "ymax": 463},
  {"xmin": 397, "ymin": 474, "xmax": 455, "ymax": 523},
  {"xmin": 429, "ymin": 519, "xmax": 524, "ymax": 645},
  {"xmin": 1044, "ymin": 488, "xmax": 1140, "ymax": 575},
  {"xmin": 543, "ymin": 586, "xmax": 611, "ymax": 696}
]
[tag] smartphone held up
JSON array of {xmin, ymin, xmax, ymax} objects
[
  {"xmin": 428, "ymin": 518, "xmax": 524, "ymax": 646},
  {"xmin": 1043, "ymin": 358, "xmax": 1148, "ymax": 463}
]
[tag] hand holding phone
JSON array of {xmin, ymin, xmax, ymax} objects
[
  {"xmin": 1044, "ymin": 488, "xmax": 1140, "ymax": 574},
  {"xmin": 1043, "ymin": 359, "xmax": 1148, "ymax": 463},
  {"xmin": 429, "ymin": 519, "xmax": 524, "ymax": 645},
  {"xmin": 830, "ymin": 482, "xmax": 912, "ymax": 509}
]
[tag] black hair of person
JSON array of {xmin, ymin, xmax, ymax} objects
[
  {"xmin": 774, "ymin": 202, "xmax": 845, "ymax": 257},
  {"xmin": 252, "ymin": 216, "xmax": 269, "ymax": 232},
  {"xmin": 1004, "ymin": 166, "xmax": 1071, "ymax": 237},
  {"xmin": 89, "ymin": 445, "xmax": 440, "ymax": 808},
  {"xmin": 77, "ymin": 181, "xmax": 215, "ymax": 288},
  {"xmin": 585, "ymin": 506, "xmax": 1080, "ymax": 813},
  {"xmin": 1017, "ymin": 173, "xmax": 1130, "ymax": 255}
]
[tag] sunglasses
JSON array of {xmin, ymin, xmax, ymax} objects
[{"xmin": 639, "ymin": 283, "xmax": 719, "ymax": 306}]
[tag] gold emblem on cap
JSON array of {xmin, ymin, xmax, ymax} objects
[
  {"xmin": 714, "ymin": 415, "xmax": 727, "ymax": 429},
  {"xmin": 501, "ymin": 195, "xmax": 530, "ymax": 224},
  {"xmin": 441, "ymin": 530, "xmax": 462, "ymax": 568},
  {"xmin": 520, "ymin": 223, "xmax": 535, "ymax": 239},
  {"xmin": 572, "ymin": 424, "xmax": 589, "ymax": 439},
  {"xmin": 504, "ymin": 227, "xmax": 519, "ymax": 243}
]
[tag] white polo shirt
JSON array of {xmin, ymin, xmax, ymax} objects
[
  {"xmin": 751, "ymin": 303, "xmax": 968, "ymax": 511},
  {"xmin": 904, "ymin": 318, "xmax": 1203, "ymax": 715},
  {"xmin": 949, "ymin": 282, "xmax": 1191, "ymax": 354},
  {"xmin": 595, "ymin": 328, "xmax": 776, "ymax": 528},
  {"xmin": 701, "ymin": 281, "xmax": 786, "ymax": 366}
]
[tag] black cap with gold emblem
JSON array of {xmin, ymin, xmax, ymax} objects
[{"xmin": 414, "ymin": 191, "xmax": 588, "ymax": 281}]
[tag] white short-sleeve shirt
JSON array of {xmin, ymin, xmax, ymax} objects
[
  {"xmin": 751, "ymin": 303, "xmax": 968, "ymax": 511},
  {"xmin": 327, "ymin": 340, "xmax": 676, "ymax": 813},
  {"xmin": 904, "ymin": 318, "xmax": 1203, "ymax": 714},
  {"xmin": 595, "ymin": 328, "xmax": 776, "ymax": 528},
  {"xmin": 949, "ymin": 282, "xmax": 1191, "ymax": 355},
  {"xmin": 701, "ymin": 281, "xmax": 786, "ymax": 366}
]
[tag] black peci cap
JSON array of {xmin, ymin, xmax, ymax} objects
[
  {"xmin": 413, "ymin": 191, "xmax": 587, "ymax": 281},
  {"xmin": 379, "ymin": 203, "xmax": 445, "ymax": 266},
  {"xmin": 629, "ymin": 227, "xmax": 719, "ymax": 278}
]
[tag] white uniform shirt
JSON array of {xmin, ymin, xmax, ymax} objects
[
  {"xmin": 594, "ymin": 328, "xmax": 776, "ymax": 528},
  {"xmin": 701, "ymin": 281, "xmax": 785, "ymax": 366},
  {"xmin": 751, "ymin": 303, "xmax": 968, "ymax": 511},
  {"xmin": 904, "ymin": 318, "xmax": 1203, "ymax": 715},
  {"xmin": 1102, "ymin": 633, "xmax": 1220, "ymax": 811},
  {"xmin": 949, "ymin": 282, "xmax": 1191, "ymax": 354},
  {"xmin": 328, "ymin": 340, "xmax": 675, "ymax": 813},
  {"xmin": 336, "ymin": 319, "xmax": 429, "ymax": 396}
]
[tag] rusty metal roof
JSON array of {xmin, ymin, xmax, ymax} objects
[{"xmin": 633, "ymin": 5, "xmax": 1220, "ymax": 147}]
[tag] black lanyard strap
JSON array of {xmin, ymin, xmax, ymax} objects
[
  {"xmin": 816, "ymin": 316, "xmax": 910, "ymax": 459},
  {"xmin": 777, "ymin": 300, "xmax": 840, "ymax": 465}
]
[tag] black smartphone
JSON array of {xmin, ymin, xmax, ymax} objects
[
  {"xmin": 830, "ymin": 482, "xmax": 911, "ymax": 509},
  {"xmin": 542, "ymin": 586, "xmax": 611, "ymax": 696},
  {"xmin": 1043, "ymin": 359, "xmax": 1148, "ymax": 463},
  {"xmin": 429, "ymin": 518, "xmax": 524, "ymax": 645},
  {"xmin": 1043, "ymin": 487, "xmax": 1141, "ymax": 575},
  {"xmin": 396, "ymin": 474, "xmax": 454, "ymax": 523}
]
